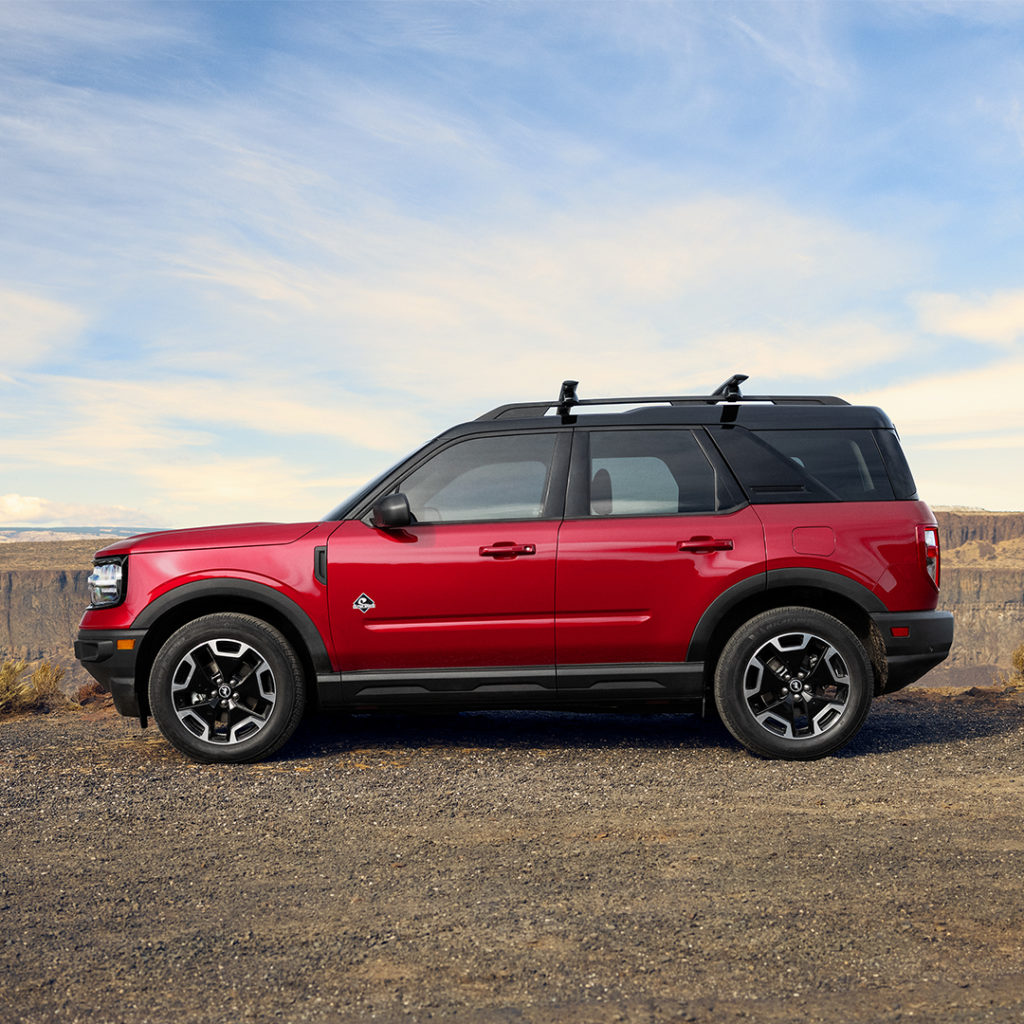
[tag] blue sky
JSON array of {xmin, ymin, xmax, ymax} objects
[{"xmin": 4, "ymin": 0, "xmax": 1024, "ymax": 527}]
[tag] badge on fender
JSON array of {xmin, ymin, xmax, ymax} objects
[{"xmin": 353, "ymin": 593, "xmax": 376, "ymax": 614}]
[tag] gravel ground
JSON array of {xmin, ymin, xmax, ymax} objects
[{"xmin": 2, "ymin": 691, "xmax": 1023, "ymax": 1024}]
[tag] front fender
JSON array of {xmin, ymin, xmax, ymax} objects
[{"xmin": 131, "ymin": 578, "xmax": 333, "ymax": 674}]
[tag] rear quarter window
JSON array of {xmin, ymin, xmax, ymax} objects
[
  {"xmin": 710, "ymin": 427, "xmax": 897, "ymax": 503},
  {"xmin": 874, "ymin": 428, "xmax": 918, "ymax": 500}
]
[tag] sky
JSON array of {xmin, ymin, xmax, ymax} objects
[{"xmin": 4, "ymin": 0, "xmax": 1024, "ymax": 528}]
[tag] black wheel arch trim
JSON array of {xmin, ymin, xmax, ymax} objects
[
  {"xmin": 130, "ymin": 579, "xmax": 333, "ymax": 674},
  {"xmin": 686, "ymin": 568, "xmax": 887, "ymax": 662}
]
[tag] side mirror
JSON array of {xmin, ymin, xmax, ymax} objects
[{"xmin": 371, "ymin": 493, "xmax": 413, "ymax": 529}]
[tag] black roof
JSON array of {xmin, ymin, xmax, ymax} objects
[{"xmin": 459, "ymin": 376, "xmax": 894, "ymax": 434}]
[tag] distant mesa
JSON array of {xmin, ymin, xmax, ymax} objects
[{"xmin": 0, "ymin": 526, "xmax": 157, "ymax": 544}]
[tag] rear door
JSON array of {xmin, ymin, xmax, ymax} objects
[{"xmin": 555, "ymin": 427, "xmax": 766, "ymax": 699}]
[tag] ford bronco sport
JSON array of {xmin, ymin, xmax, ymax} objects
[{"xmin": 75, "ymin": 375, "xmax": 953, "ymax": 763}]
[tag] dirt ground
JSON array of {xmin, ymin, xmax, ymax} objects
[{"xmin": 2, "ymin": 690, "xmax": 1023, "ymax": 1024}]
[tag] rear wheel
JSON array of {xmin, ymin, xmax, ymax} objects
[
  {"xmin": 714, "ymin": 607, "xmax": 872, "ymax": 760},
  {"xmin": 148, "ymin": 613, "xmax": 306, "ymax": 763}
]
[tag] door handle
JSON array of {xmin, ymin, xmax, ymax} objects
[
  {"xmin": 479, "ymin": 542, "xmax": 537, "ymax": 558},
  {"xmin": 677, "ymin": 537, "xmax": 734, "ymax": 554}
]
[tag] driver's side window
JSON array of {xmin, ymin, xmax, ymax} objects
[{"xmin": 400, "ymin": 434, "xmax": 558, "ymax": 524}]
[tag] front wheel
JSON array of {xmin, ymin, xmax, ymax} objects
[
  {"xmin": 714, "ymin": 607, "xmax": 873, "ymax": 760},
  {"xmin": 148, "ymin": 613, "xmax": 306, "ymax": 763}
]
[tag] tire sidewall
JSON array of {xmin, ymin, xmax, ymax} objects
[
  {"xmin": 148, "ymin": 613, "xmax": 304, "ymax": 763},
  {"xmin": 714, "ymin": 607, "xmax": 873, "ymax": 760}
]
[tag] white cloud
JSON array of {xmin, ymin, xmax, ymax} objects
[
  {"xmin": 915, "ymin": 288, "xmax": 1024, "ymax": 345},
  {"xmin": 165, "ymin": 194, "xmax": 914, "ymax": 407},
  {"xmin": 0, "ymin": 287, "xmax": 85, "ymax": 367},
  {"xmin": 920, "ymin": 433, "xmax": 1024, "ymax": 451},
  {"xmin": 0, "ymin": 1, "xmax": 189, "ymax": 60},
  {"xmin": 728, "ymin": 7, "xmax": 849, "ymax": 92},
  {"xmin": 850, "ymin": 355, "xmax": 1024, "ymax": 511},
  {"xmin": 852, "ymin": 355, "xmax": 1024, "ymax": 435},
  {"xmin": 45, "ymin": 375, "xmax": 427, "ymax": 453},
  {"xmin": 136, "ymin": 456, "xmax": 361, "ymax": 524},
  {"xmin": 0, "ymin": 493, "xmax": 158, "ymax": 528}
]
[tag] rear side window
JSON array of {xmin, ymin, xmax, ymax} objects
[
  {"xmin": 581, "ymin": 429, "xmax": 742, "ymax": 516},
  {"xmin": 710, "ymin": 427, "xmax": 896, "ymax": 503}
]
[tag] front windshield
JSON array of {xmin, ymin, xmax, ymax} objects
[{"xmin": 321, "ymin": 445, "xmax": 428, "ymax": 521}]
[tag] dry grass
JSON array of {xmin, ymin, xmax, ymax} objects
[
  {"xmin": 0, "ymin": 660, "xmax": 73, "ymax": 715},
  {"xmin": 73, "ymin": 679, "xmax": 109, "ymax": 706},
  {"xmin": 996, "ymin": 642, "xmax": 1024, "ymax": 694}
]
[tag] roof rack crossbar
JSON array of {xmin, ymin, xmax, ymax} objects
[{"xmin": 478, "ymin": 375, "xmax": 849, "ymax": 420}]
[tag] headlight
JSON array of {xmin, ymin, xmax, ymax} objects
[{"xmin": 88, "ymin": 560, "xmax": 125, "ymax": 608}]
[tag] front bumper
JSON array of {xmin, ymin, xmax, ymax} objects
[
  {"xmin": 74, "ymin": 629, "xmax": 148, "ymax": 718},
  {"xmin": 871, "ymin": 610, "xmax": 955, "ymax": 693}
]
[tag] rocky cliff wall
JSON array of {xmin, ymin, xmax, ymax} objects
[
  {"xmin": 935, "ymin": 510, "xmax": 1024, "ymax": 548},
  {"xmin": 2, "ymin": 520, "xmax": 1023, "ymax": 690},
  {"xmin": 934, "ymin": 568, "xmax": 1024, "ymax": 684},
  {"xmin": 931, "ymin": 511, "xmax": 1024, "ymax": 685},
  {"xmin": 0, "ymin": 569, "xmax": 92, "ymax": 683}
]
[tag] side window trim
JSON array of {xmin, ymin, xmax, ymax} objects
[{"xmin": 565, "ymin": 429, "xmax": 591, "ymax": 519}]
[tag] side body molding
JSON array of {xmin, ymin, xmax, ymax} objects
[
  {"xmin": 686, "ymin": 568, "xmax": 887, "ymax": 662},
  {"xmin": 131, "ymin": 579, "xmax": 334, "ymax": 674}
]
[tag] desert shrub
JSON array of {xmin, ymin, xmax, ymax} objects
[
  {"xmin": 0, "ymin": 659, "xmax": 71, "ymax": 715},
  {"xmin": 74, "ymin": 679, "xmax": 108, "ymax": 705},
  {"xmin": 998, "ymin": 643, "xmax": 1024, "ymax": 693},
  {"xmin": 0, "ymin": 660, "xmax": 30, "ymax": 714}
]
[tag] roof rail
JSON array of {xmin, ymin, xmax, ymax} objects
[{"xmin": 477, "ymin": 375, "xmax": 850, "ymax": 421}]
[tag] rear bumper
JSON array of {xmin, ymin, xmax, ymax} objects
[
  {"xmin": 871, "ymin": 610, "xmax": 954, "ymax": 693},
  {"xmin": 74, "ymin": 629, "xmax": 148, "ymax": 718}
]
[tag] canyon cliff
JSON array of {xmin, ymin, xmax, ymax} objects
[
  {"xmin": 0, "ymin": 517, "xmax": 1021, "ymax": 690},
  {"xmin": 931, "ymin": 511, "xmax": 1024, "ymax": 685}
]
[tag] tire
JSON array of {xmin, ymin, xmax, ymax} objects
[
  {"xmin": 713, "ymin": 607, "xmax": 872, "ymax": 760},
  {"xmin": 148, "ymin": 613, "xmax": 306, "ymax": 764}
]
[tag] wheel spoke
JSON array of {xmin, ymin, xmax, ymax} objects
[
  {"xmin": 809, "ymin": 696, "xmax": 847, "ymax": 735},
  {"xmin": 228, "ymin": 708, "xmax": 270, "ymax": 743}
]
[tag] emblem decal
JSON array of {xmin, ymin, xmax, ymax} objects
[{"xmin": 353, "ymin": 593, "xmax": 376, "ymax": 614}]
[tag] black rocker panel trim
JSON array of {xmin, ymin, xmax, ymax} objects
[
  {"xmin": 324, "ymin": 665, "xmax": 557, "ymax": 707},
  {"xmin": 316, "ymin": 662, "xmax": 704, "ymax": 709},
  {"xmin": 556, "ymin": 662, "xmax": 703, "ymax": 697},
  {"xmin": 131, "ymin": 579, "xmax": 333, "ymax": 674}
]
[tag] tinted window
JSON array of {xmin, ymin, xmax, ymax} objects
[
  {"xmin": 400, "ymin": 434, "xmax": 557, "ymax": 523},
  {"xmin": 711, "ymin": 427, "xmax": 895, "ymax": 503},
  {"xmin": 586, "ymin": 430, "xmax": 739, "ymax": 516},
  {"xmin": 875, "ymin": 429, "xmax": 918, "ymax": 499}
]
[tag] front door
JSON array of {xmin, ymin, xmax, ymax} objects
[{"xmin": 327, "ymin": 431, "xmax": 568, "ymax": 704}]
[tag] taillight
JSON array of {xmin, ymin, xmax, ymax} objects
[{"xmin": 918, "ymin": 525, "xmax": 940, "ymax": 589}]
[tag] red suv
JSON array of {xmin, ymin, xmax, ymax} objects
[{"xmin": 75, "ymin": 376, "xmax": 953, "ymax": 763}]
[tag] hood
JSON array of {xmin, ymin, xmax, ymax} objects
[{"xmin": 94, "ymin": 522, "xmax": 320, "ymax": 558}]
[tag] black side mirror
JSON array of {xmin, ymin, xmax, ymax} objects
[{"xmin": 371, "ymin": 493, "xmax": 413, "ymax": 529}]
